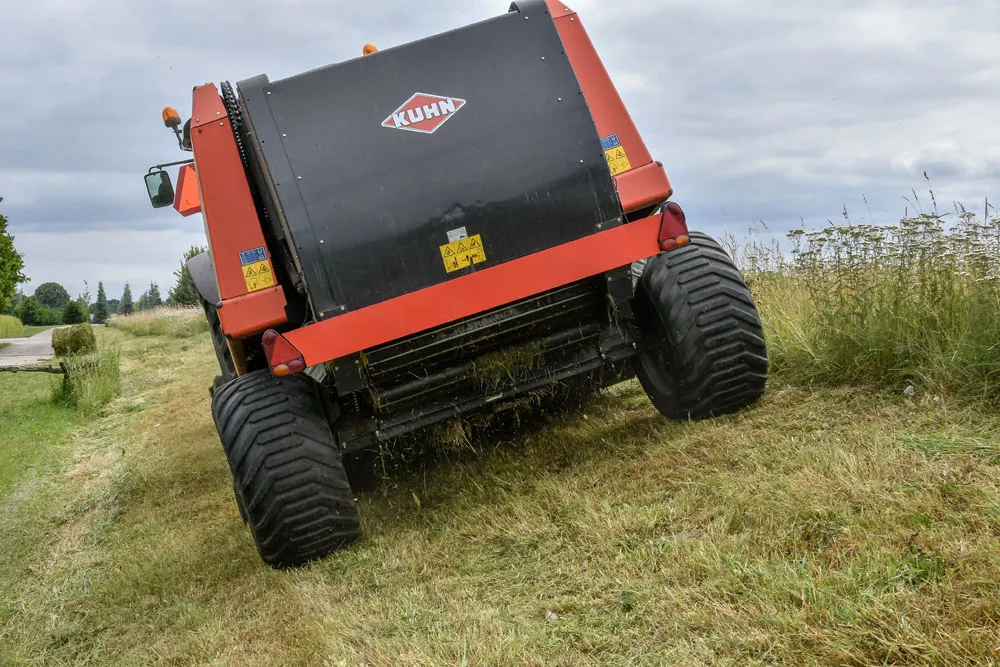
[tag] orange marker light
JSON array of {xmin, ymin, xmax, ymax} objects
[
  {"xmin": 162, "ymin": 106, "xmax": 182, "ymax": 129},
  {"xmin": 363, "ymin": 43, "xmax": 379, "ymax": 56}
]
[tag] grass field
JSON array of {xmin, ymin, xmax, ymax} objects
[
  {"xmin": 109, "ymin": 306, "xmax": 209, "ymax": 338},
  {"xmin": 3, "ymin": 213, "xmax": 1000, "ymax": 665},
  {"xmin": 2, "ymin": 330, "xmax": 999, "ymax": 665},
  {"xmin": 19, "ymin": 325, "xmax": 55, "ymax": 338},
  {"xmin": 0, "ymin": 314, "xmax": 54, "ymax": 339},
  {"xmin": 0, "ymin": 342, "xmax": 8, "ymax": 351}
]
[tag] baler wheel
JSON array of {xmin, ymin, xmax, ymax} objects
[
  {"xmin": 212, "ymin": 371, "xmax": 361, "ymax": 568},
  {"xmin": 633, "ymin": 232, "xmax": 768, "ymax": 420}
]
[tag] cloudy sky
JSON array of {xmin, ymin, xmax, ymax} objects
[{"xmin": 3, "ymin": 0, "xmax": 998, "ymax": 301}]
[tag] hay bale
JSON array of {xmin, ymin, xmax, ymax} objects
[{"xmin": 52, "ymin": 323, "xmax": 97, "ymax": 357}]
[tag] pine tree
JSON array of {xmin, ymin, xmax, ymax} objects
[
  {"xmin": 167, "ymin": 246, "xmax": 206, "ymax": 307},
  {"xmin": 91, "ymin": 281, "xmax": 109, "ymax": 324},
  {"xmin": 120, "ymin": 283, "xmax": 134, "ymax": 315},
  {"xmin": 147, "ymin": 282, "xmax": 162, "ymax": 308}
]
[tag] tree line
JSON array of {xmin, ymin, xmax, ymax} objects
[{"xmin": 0, "ymin": 201, "xmax": 206, "ymax": 325}]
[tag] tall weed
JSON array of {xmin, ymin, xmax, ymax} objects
[
  {"xmin": 53, "ymin": 347, "xmax": 122, "ymax": 413},
  {"xmin": 110, "ymin": 307, "xmax": 208, "ymax": 338},
  {"xmin": 0, "ymin": 315, "xmax": 23, "ymax": 338},
  {"xmin": 740, "ymin": 207, "xmax": 1000, "ymax": 401}
]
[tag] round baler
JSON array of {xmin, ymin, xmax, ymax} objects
[{"xmin": 145, "ymin": 0, "xmax": 767, "ymax": 568}]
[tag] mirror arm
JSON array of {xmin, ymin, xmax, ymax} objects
[
  {"xmin": 172, "ymin": 128, "xmax": 192, "ymax": 152},
  {"xmin": 148, "ymin": 159, "xmax": 194, "ymax": 175}
]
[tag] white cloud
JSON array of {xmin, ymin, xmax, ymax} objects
[{"xmin": 15, "ymin": 228, "xmax": 208, "ymax": 301}]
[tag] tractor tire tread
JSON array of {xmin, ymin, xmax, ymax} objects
[
  {"xmin": 635, "ymin": 231, "xmax": 768, "ymax": 420},
  {"xmin": 212, "ymin": 371, "xmax": 360, "ymax": 568}
]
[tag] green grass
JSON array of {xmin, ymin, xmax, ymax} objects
[
  {"xmin": 735, "ymin": 207, "xmax": 1000, "ymax": 403},
  {"xmin": 4, "ymin": 214, "xmax": 1000, "ymax": 664},
  {"xmin": 2, "ymin": 328, "xmax": 1000, "ymax": 665},
  {"xmin": 0, "ymin": 314, "xmax": 54, "ymax": 338},
  {"xmin": 0, "ymin": 342, "xmax": 8, "ymax": 351},
  {"xmin": 0, "ymin": 314, "xmax": 23, "ymax": 337},
  {"xmin": 0, "ymin": 372, "xmax": 78, "ymax": 499},
  {"xmin": 21, "ymin": 325, "xmax": 55, "ymax": 337},
  {"xmin": 110, "ymin": 307, "xmax": 209, "ymax": 338},
  {"xmin": 52, "ymin": 346, "xmax": 122, "ymax": 414}
]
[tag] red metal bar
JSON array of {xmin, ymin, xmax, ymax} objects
[
  {"xmin": 285, "ymin": 215, "xmax": 662, "ymax": 365},
  {"xmin": 547, "ymin": 1, "xmax": 672, "ymax": 212},
  {"xmin": 218, "ymin": 287, "xmax": 289, "ymax": 340},
  {"xmin": 616, "ymin": 162, "xmax": 672, "ymax": 213},
  {"xmin": 189, "ymin": 84, "xmax": 287, "ymax": 338}
]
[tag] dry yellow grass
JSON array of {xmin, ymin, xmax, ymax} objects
[
  {"xmin": 109, "ymin": 306, "xmax": 209, "ymax": 338},
  {"xmin": 2, "ymin": 325, "xmax": 1000, "ymax": 665}
]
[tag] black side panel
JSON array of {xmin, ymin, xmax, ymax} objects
[
  {"xmin": 187, "ymin": 252, "xmax": 220, "ymax": 306},
  {"xmin": 238, "ymin": 2, "xmax": 621, "ymax": 319}
]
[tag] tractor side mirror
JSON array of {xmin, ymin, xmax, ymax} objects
[{"xmin": 145, "ymin": 170, "xmax": 175, "ymax": 209}]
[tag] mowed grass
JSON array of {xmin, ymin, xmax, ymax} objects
[
  {"xmin": 19, "ymin": 325, "xmax": 55, "ymax": 338},
  {"xmin": 2, "ymin": 327, "xmax": 1000, "ymax": 665}
]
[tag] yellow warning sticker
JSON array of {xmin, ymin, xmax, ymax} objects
[
  {"xmin": 440, "ymin": 234, "xmax": 487, "ymax": 273},
  {"xmin": 243, "ymin": 260, "xmax": 276, "ymax": 292},
  {"xmin": 604, "ymin": 146, "xmax": 632, "ymax": 176}
]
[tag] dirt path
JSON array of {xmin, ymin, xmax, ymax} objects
[{"xmin": 0, "ymin": 328, "xmax": 57, "ymax": 367}]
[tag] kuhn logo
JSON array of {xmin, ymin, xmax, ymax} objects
[{"xmin": 382, "ymin": 93, "xmax": 467, "ymax": 134}]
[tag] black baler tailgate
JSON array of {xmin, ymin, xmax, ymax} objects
[{"xmin": 238, "ymin": 1, "xmax": 621, "ymax": 320}]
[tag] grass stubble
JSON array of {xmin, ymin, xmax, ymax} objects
[{"xmin": 2, "ymin": 203, "xmax": 1000, "ymax": 664}]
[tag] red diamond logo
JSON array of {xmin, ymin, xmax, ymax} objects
[{"xmin": 382, "ymin": 92, "xmax": 467, "ymax": 134}]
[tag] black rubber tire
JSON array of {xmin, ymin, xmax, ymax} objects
[
  {"xmin": 203, "ymin": 301, "xmax": 236, "ymax": 395},
  {"xmin": 633, "ymin": 231, "xmax": 768, "ymax": 420},
  {"xmin": 212, "ymin": 370, "xmax": 361, "ymax": 568}
]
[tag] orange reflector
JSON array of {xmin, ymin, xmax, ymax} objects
[
  {"xmin": 262, "ymin": 330, "xmax": 307, "ymax": 377},
  {"xmin": 658, "ymin": 201, "xmax": 690, "ymax": 252},
  {"xmin": 162, "ymin": 106, "xmax": 182, "ymax": 129},
  {"xmin": 363, "ymin": 43, "xmax": 379, "ymax": 56}
]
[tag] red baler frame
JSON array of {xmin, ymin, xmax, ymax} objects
[{"xmin": 189, "ymin": 0, "xmax": 678, "ymax": 369}]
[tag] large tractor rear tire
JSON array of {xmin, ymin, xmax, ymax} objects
[
  {"xmin": 633, "ymin": 232, "xmax": 768, "ymax": 420},
  {"xmin": 212, "ymin": 370, "xmax": 361, "ymax": 568}
]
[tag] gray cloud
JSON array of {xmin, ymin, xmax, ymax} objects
[{"xmin": 3, "ymin": 0, "xmax": 999, "ymax": 298}]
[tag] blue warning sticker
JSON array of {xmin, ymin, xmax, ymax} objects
[
  {"xmin": 239, "ymin": 247, "xmax": 267, "ymax": 266},
  {"xmin": 601, "ymin": 133, "xmax": 632, "ymax": 176},
  {"xmin": 600, "ymin": 134, "xmax": 622, "ymax": 151}
]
